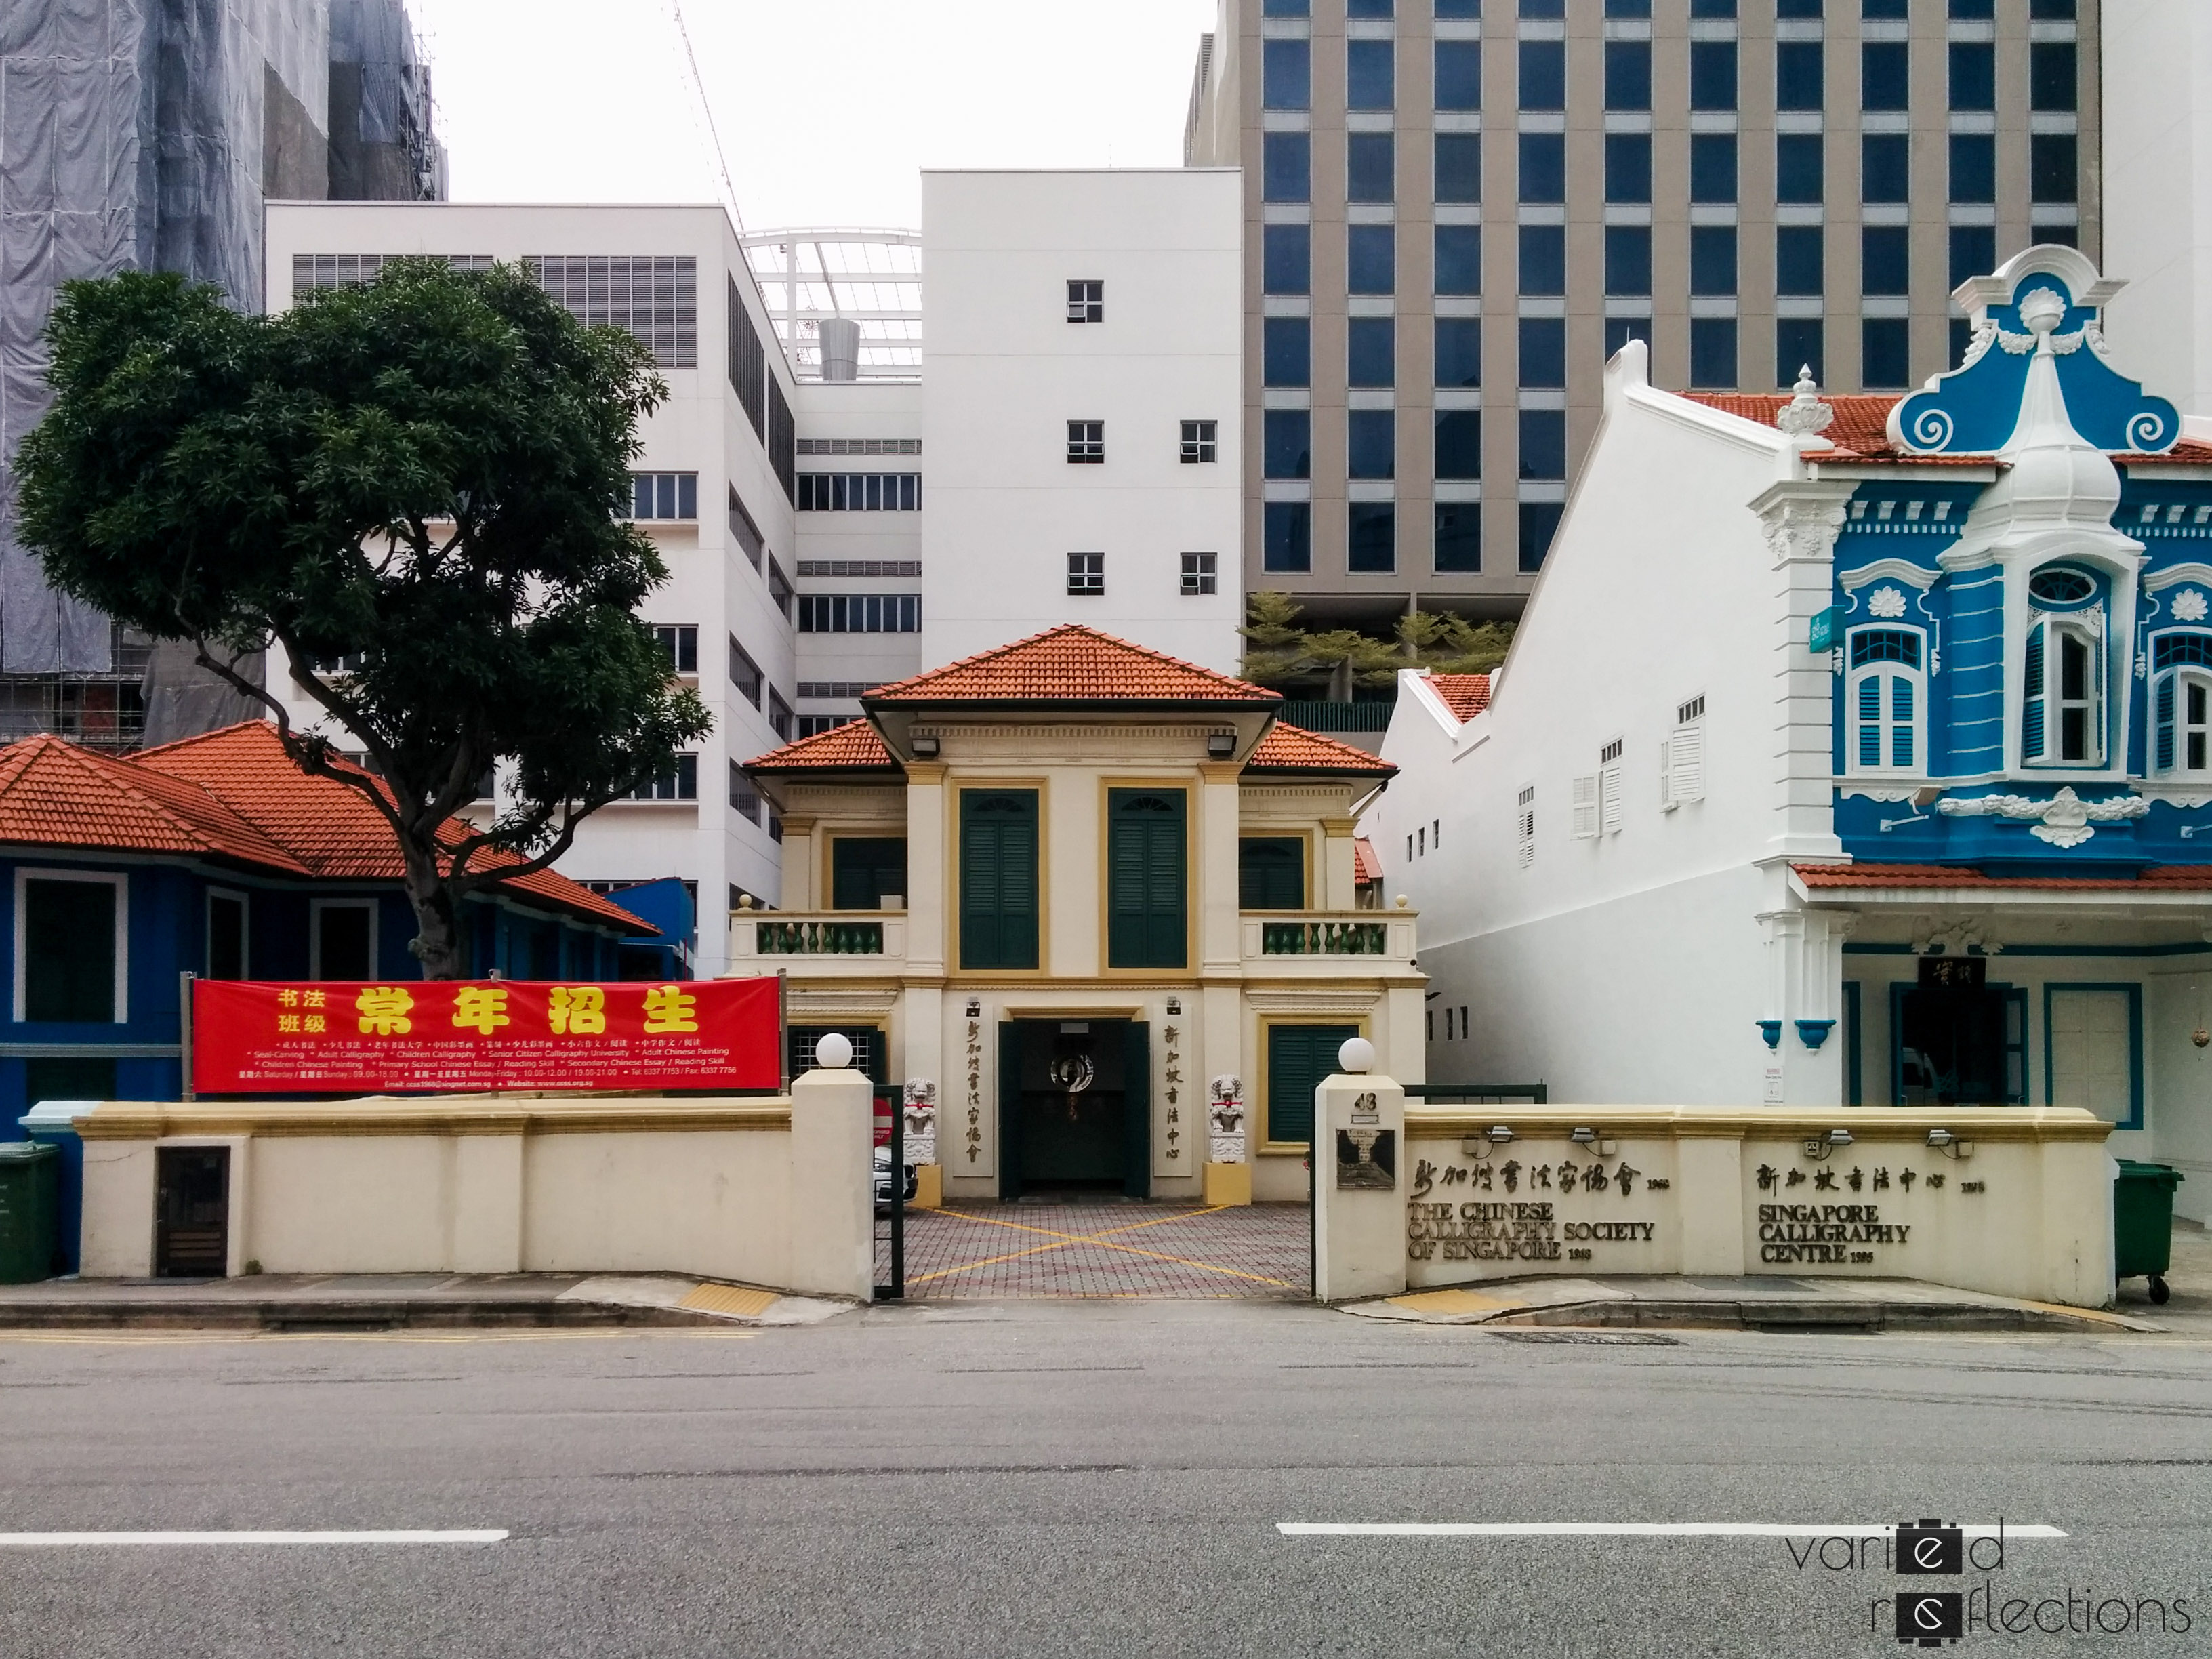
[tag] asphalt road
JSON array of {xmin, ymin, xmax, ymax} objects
[{"xmin": 2, "ymin": 1303, "xmax": 2209, "ymax": 1658}]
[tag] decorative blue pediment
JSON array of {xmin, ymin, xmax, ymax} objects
[{"xmin": 1887, "ymin": 249, "xmax": 2179, "ymax": 457}]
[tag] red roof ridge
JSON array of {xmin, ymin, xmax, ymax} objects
[
  {"xmin": 1424, "ymin": 672, "xmax": 1494, "ymax": 722},
  {"xmin": 864, "ymin": 623, "xmax": 1280, "ymax": 705},
  {"xmin": 1247, "ymin": 722, "xmax": 1395, "ymax": 776},
  {"xmin": 746, "ymin": 720, "xmax": 898, "ymax": 771}
]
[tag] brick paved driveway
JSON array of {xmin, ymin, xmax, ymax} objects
[{"xmin": 882, "ymin": 1202, "xmax": 1311, "ymax": 1299}]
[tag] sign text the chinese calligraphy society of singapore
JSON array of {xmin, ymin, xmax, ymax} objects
[{"xmin": 192, "ymin": 978, "xmax": 783, "ymax": 1095}]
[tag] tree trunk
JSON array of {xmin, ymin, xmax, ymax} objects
[{"xmin": 400, "ymin": 844, "xmax": 470, "ymax": 979}]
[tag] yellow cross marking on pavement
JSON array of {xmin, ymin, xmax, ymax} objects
[{"xmin": 909, "ymin": 1206, "xmax": 1302, "ymax": 1291}]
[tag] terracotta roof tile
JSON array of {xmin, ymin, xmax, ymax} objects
[
  {"xmin": 1246, "ymin": 723, "xmax": 1395, "ymax": 776},
  {"xmin": 1427, "ymin": 673, "xmax": 1492, "ymax": 722},
  {"xmin": 745, "ymin": 720, "xmax": 898, "ymax": 772},
  {"xmin": 122, "ymin": 722, "xmax": 649, "ymax": 933},
  {"xmin": 1683, "ymin": 392, "xmax": 2212, "ymax": 468},
  {"xmin": 1792, "ymin": 861, "xmax": 2212, "ymax": 893},
  {"xmin": 1353, "ymin": 836, "xmax": 1382, "ymax": 884},
  {"xmin": 865, "ymin": 625, "xmax": 1281, "ymax": 706},
  {"xmin": 0, "ymin": 736, "xmax": 311, "ymax": 875}
]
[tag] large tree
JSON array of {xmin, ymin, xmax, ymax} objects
[
  {"xmin": 15, "ymin": 259, "xmax": 712, "ymax": 978},
  {"xmin": 1239, "ymin": 591, "xmax": 1513, "ymax": 694}
]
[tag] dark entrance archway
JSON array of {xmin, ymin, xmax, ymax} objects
[{"xmin": 997, "ymin": 1019, "xmax": 1150, "ymax": 1198}]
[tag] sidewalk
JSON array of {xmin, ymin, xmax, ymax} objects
[{"xmin": 0, "ymin": 1273, "xmax": 850, "ymax": 1332}]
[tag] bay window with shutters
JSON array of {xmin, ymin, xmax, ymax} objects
[
  {"xmin": 1846, "ymin": 627, "xmax": 1926, "ymax": 777},
  {"xmin": 2021, "ymin": 566, "xmax": 2107, "ymax": 768},
  {"xmin": 2150, "ymin": 632, "xmax": 2212, "ymax": 778},
  {"xmin": 958, "ymin": 790, "xmax": 1040, "ymax": 971},
  {"xmin": 1105, "ymin": 789, "xmax": 1189, "ymax": 970}
]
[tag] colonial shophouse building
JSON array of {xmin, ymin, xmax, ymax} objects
[
  {"xmin": 736, "ymin": 626, "xmax": 1420, "ymax": 1204},
  {"xmin": 1377, "ymin": 245, "xmax": 2212, "ymax": 1221}
]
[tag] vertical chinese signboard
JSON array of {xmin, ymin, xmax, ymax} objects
[{"xmin": 191, "ymin": 978, "xmax": 783, "ymax": 1095}]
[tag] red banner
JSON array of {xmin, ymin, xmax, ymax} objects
[{"xmin": 190, "ymin": 977, "xmax": 783, "ymax": 1096}]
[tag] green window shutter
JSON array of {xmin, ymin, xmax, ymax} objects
[
  {"xmin": 1239, "ymin": 836, "xmax": 1305, "ymax": 909},
  {"xmin": 24, "ymin": 878, "xmax": 117, "ymax": 1023},
  {"xmin": 1267, "ymin": 1023, "xmax": 1357, "ymax": 1145},
  {"xmin": 832, "ymin": 837, "xmax": 909, "ymax": 910},
  {"xmin": 1107, "ymin": 790, "xmax": 1187, "ymax": 969},
  {"xmin": 960, "ymin": 792, "xmax": 1038, "ymax": 969}
]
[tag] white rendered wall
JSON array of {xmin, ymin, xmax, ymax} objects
[
  {"xmin": 921, "ymin": 169, "xmax": 1244, "ymax": 673},
  {"xmin": 262, "ymin": 203, "xmax": 798, "ymax": 970},
  {"xmin": 790, "ymin": 378, "xmax": 924, "ymax": 708},
  {"xmin": 1371, "ymin": 348, "xmax": 1845, "ymax": 1105},
  {"xmin": 2101, "ymin": 1, "xmax": 2212, "ymax": 418}
]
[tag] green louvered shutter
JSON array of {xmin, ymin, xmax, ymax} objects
[
  {"xmin": 1267, "ymin": 1023, "xmax": 1357, "ymax": 1145},
  {"xmin": 1239, "ymin": 836, "xmax": 1305, "ymax": 909},
  {"xmin": 1108, "ymin": 790, "xmax": 1187, "ymax": 969},
  {"xmin": 960, "ymin": 791, "xmax": 1038, "ymax": 969}
]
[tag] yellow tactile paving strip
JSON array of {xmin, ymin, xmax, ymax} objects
[
  {"xmin": 893, "ymin": 1202, "xmax": 1310, "ymax": 1299},
  {"xmin": 678, "ymin": 1282, "xmax": 781, "ymax": 1319}
]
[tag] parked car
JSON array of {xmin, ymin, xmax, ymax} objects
[{"xmin": 874, "ymin": 1144, "xmax": 916, "ymax": 1212}]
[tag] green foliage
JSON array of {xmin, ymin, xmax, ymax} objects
[
  {"xmin": 16, "ymin": 259, "xmax": 713, "ymax": 975},
  {"xmin": 1238, "ymin": 592, "xmax": 1514, "ymax": 690}
]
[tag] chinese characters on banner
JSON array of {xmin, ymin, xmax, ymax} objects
[{"xmin": 191, "ymin": 978, "xmax": 783, "ymax": 1095}]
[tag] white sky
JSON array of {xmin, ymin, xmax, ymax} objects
[{"xmin": 409, "ymin": 0, "xmax": 1221, "ymax": 231}]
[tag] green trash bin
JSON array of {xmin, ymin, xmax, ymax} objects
[
  {"xmin": 0, "ymin": 1141, "xmax": 60, "ymax": 1284},
  {"xmin": 2114, "ymin": 1160, "xmax": 2186, "ymax": 1305}
]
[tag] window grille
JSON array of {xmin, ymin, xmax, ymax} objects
[
  {"xmin": 1181, "ymin": 420, "xmax": 1218, "ymax": 464},
  {"xmin": 1067, "ymin": 421, "xmax": 1105, "ymax": 463},
  {"xmin": 1067, "ymin": 280, "xmax": 1104, "ymax": 322},
  {"xmin": 795, "ymin": 473, "xmax": 921, "ymax": 511},
  {"xmin": 796, "ymin": 595, "xmax": 922, "ymax": 633},
  {"xmin": 1181, "ymin": 552, "xmax": 1218, "ymax": 596},
  {"xmin": 630, "ymin": 473, "xmax": 697, "ymax": 520},
  {"xmin": 630, "ymin": 754, "xmax": 699, "ymax": 800},
  {"xmin": 1067, "ymin": 553, "xmax": 1105, "ymax": 596},
  {"xmin": 653, "ymin": 625, "xmax": 698, "ymax": 673}
]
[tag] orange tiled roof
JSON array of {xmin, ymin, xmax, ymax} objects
[
  {"xmin": 1793, "ymin": 861, "xmax": 2212, "ymax": 893},
  {"xmin": 0, "ymin": 736, "xmax": 312, "ymax": 876},
  {"xmin": 120, "ymin": 722, "xmax": 649, "ymax": 932},
  {"xmin": 1683, "ymin": 392, "xmax": 2212, "ymax": 468},
  {"xmin": 745, "ymin": 719, "xmax": 901, "ymax": 773},
  {"xmin": 865, "ymin": 625, "xmax": 1281, "ymax": 706},
  {"xmin": 1353, "ymin": 836, "xmax": 1382, "ymax": 884},
  {"xmin": 1246, "ymin": 723, "xmax": 1395, "ymax": 776},
  {"xmin": 1427, "ymin": 672, "xmax": 1492, "ymax": 722}
]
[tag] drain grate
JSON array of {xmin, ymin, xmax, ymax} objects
[{"xmin": 1490, "ymin": 1330, "xmax": 1681, "ymax": 1346}]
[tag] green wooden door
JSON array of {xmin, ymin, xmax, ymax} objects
[
  {"xmin": 961, "ymin": 792, "xmax": 1039, "ymax": 970},
  {"xmin": 1107, "ymin": 790, "xmax": 1187, "ymax": 969},
  {"xmin": 1267, "ymin": 1023, "xmax": 1357, "ymax": 1146}
]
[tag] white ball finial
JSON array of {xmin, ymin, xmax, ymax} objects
[
  {"xmin": 1338, "ymin": 1036, "xmax": 1376, "ymax": 1074},
  {"xmin": 813, "ymin": 1032, "xmax": 853, "ymax": 1070}
]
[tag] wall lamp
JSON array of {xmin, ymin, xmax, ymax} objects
[
  {"xmin": 1461, "ymin": 1125, "xmax": 1516, "ymax": 1160},
  {"xmin": 1570, "ymin": 1125, "xmax": 1619, "ymax": 1156},
  {"xmin": 1926, "ymin": 1128, "xmax": 1975, "ymax": 1160},
  {"xmin": 1803, "ymin": 1127, "xmax": 1855, "ymax": 1161},
  {"xmin": 909, "ymin": 735, "xmax": 940, "ymax": 758},
  {"xmin": 1207, "ymin": 731, "xmax": 1237, "ymax": 759}
]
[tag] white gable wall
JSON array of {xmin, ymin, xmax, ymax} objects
[{"xmin": 1375, "ymin": 346, "xmax": 1849, "ymax": 1105}]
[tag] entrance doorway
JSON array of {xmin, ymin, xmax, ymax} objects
[
  {"xmin": 1893, "ymin": 966, "xmax": 2026, "ymax": 1105},
  {"xmin": 998, "ymin": 1019, "xmax": 1149, "ymax": 1198},
  {"xmin": 155, "ymin": 1146, "xmax": 230, "ymax": 1277}
]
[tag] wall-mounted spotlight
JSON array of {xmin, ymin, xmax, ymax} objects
[
  {"xmin": 1927, "ymin": 1128, "xmax": 1974, "ymax": 1160},
  {"xmin": 1207, "ymin": 731, "xmax": 1237, "ymax": 759},
  {"xmin": 1803, "ymin": 1127, "xmax": 1854, "ymax": 1161},
  {"xmin": 910, "ymin": 734, "xmax": 940, "ymax": 758}
]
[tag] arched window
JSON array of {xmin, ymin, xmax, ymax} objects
[
  {"xmin": 2152, "ymin": 632, "xmax": 2212, "ymax": 775},
  {"xmin": 1847, "ymin": 628, "xmax": 1923, "ymax": 773},
  {"xmin": 2023, "ymin": 566, "xmax": 2106, "ymax": 768}
]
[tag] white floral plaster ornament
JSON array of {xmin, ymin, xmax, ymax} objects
[
  {"xmin": 1868, "ymin": 586, "xmax": 1908, "ymax": 619},
  {"xmin": 2175, "ymin": 589, "xmax": 2209, "ymax": 623}
]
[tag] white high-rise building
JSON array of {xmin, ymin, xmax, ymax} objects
[
  {"xmin": 263, "ymin": 202, "xmax": 800, "ymax": 974},
  {"xmin": 920, "ymin": 169, "xmax": 1245, "ymax": 673}
]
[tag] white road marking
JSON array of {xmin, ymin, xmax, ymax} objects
[
  {"xmin": 0, "ymin": 1530, "xmax": 508, "ymax": 1547},
  {"xmin": 1278, "ymin": 1523, "xmax": 2065, "ymax": 1539}
]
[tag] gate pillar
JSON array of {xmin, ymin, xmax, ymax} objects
[{"xmin": 1311, "ymin": 1040, "xmax": 1408, "ymax": 1303}]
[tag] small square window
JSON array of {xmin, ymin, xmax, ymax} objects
[
  {"xmin": 1181, "ymin": 419, "xmax": 1218, "ymax": 464},
  {"xmin": 1067, "ymin": 419, "xmax": 1105, "ymax": 463},
  {"xmin": 1690, "ymin": 133, "xmax": 1738, "ymax": 204},
  {"xmin": 1181, "ymin": 552, "xmax": 1218, "ymax": 596},
  {"xmin": 1349, "ymin": 503, "xmax": 1397, "ymax": 573},
  {"xmin": 1066, "ymin": 280, "xmax": 1103, "ymax": 323},
  {"xmin": 1067, "ymin": 552, "xmax": 1104, "ymax": 596},
  {"xmin": 1689, "ymin": 317, "xmax": 1737, "ymax": 389},
  {"xmin": 1347, "ymin": 133, "xmax": 1395, "ymax": 204}
]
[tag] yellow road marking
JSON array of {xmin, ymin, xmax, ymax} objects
[
  {"xmin": 909, "ymin": 1206, "xmax": 1300, "ymax": 1290},
  {"xmin": 0, "ymin": 1328, "xmax": 760, "ymax": 1346}
]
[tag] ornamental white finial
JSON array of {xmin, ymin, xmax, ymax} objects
[{"xmin": 1776, "ymin": 367, "xmax": 1835, "ymax": 451}]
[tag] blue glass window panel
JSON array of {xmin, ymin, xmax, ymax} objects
[
  {"xmin": 1777, "ymin": 134, "xmax": 1824, "ymax": 203},
  {"xmin": 1604, "ymin": 316, "xmax": 1652, "ymax": 359},
  {"xmin": 1605, "ymin": 40, "xmax": 1651, "ymax": 110},
  {"xmin": 1948, "ymin": 224, "xmax": 1995, "ymax": 289},
  {"xmin": 1435, "ymin": 316, "xmax": 1483, "ymax": 387},
  {"xmin": 1861, "ymin": 42, "xmax": 1908, "ymax": 111},
  {"xmin": 1435, "ymin": 41, "xmax": 1482, "ymax": 110},
  {"xmin": 1851, "ymin": 630, "xmax": 1920, "ymax": 669},
  {"xmin": 1435, "ymin": 0, "xmax": 1481, "ymax": 14},
  {"xmin": 2031, "ymin": 42, "xmax": 2078, "ymax": 112},
  {"xmin": 1347, "ymin": 0, "xmax": 1393, "ymax": 14},
  {"xmin": 1263, "ymin": 224, "xmax": 1310, "ymax": 294},
  {"xmin": 1950, "ymin": 0, "xmax": 1994, "ymax": 12},
  {"xmin": 1347, "ymin": 224, "xmax": 1396, "ymax": 294},
  {"xmin": 1519, "ymin": 501, "xmax": 1562, "ymax": 572},
  {"xmin": 1862, "ymin": 226, "xmax": 1909, "ymax": 295},
  {"xmin": 1863, "ymin": 134, "xmax": 1910, "ymax": 203},
  {"xmin": 1519, "ymin": 316, "xmax": 1565, "ymax": 388},
  {"xmin": 1519, "ymin": 409, "xmax": 1565, "ymax": 480},
  {"xmin": 1347, "ymin": 39, "xmax": 1395, "ymax": 110},
  {"xmin": 1949, "ymin": 134, "xmax": 1994, "ymax": 204},
  {"xmin": 1690, "ymin": 0, "xmax": 1736, "ymax": 12},
  {"xmin": 1263, "ymin": 409, "xmax": 1311, "ymax": 480},
  {"xmin": 2157, "ymin": 634, "xmax": 2212, "ymax": 670},
  {"xmin": 1263, "ymin": 501, "xmax": 1311, "ymax": 573},
  {"xmin": 1435, "ymin": 133, "xmax": 1481, "ymax": 202},
  {"xmin": 1689, "ymin": 317, "xmax": 1736, "ymax": 389},
  {"xmin": 1347, "ymin": 133, "xmax": 1395, "ymax": 203},
  {"xmin": 1434, "ymin": 411, "xmax": 1482, "ymax": 480},
  {"xmin": 1349, "ymin": 503, "xmax": 1397, "ymax": 573},
  {"xmin": 1264, "ymin": 39, "xmax": 1311, "ymax": 110},
  {"xmin": 2032, "ymin": 135, "xmax": 2078, "ymax": 203},
  {"xmin": 1347, "ymin": 410, "xmax": 1396, "ymax": 480},
  {"xmin": 1434, "ymin": 502, "xmax": 1481, "ymax": 572},
  {"xmin": 1690, "ymin": 41, "xmax": 1738, "ymax": 110},
  {"xmin": 1863, "ymin": 319, "xmax": 1911, "ymax": 390},
  {"xmin": 1776, "ymin": 42, "xmax": 1824, "ymax": 111},
  {"xmin": 1605, "ymin": 132, "xmax": 1652, "ymax": 203},
  {"xmin": 1777, "ymin": 226, "xmax": 1824, "ymax": 295},
  {"xmin": 1348, "ymin": 316, "xmax": 1396, "ymax": 387},
  {"xmin": 1605, "ymin": 225, "xmax": 1652, "ymax": 297},
  {"xmin": 1949, "ymin": 42, "xmax": 1994, "ymax": 110},
  {"xmin": 1779, "ymin": 0, "xmax": 1822, "ymax": 13},
  {"xmin": 1690, "ymin": 225, "xmax": 1737, "ymax": 296},
  {"xmin": 1777, "ymin": 318, "xmax": 1824, "ymax": 386},
  {"xmin": 1519, "ymin": 132, "xmax": 1565, "ymax": 203},
  {"xmin": 1263, "ymin": 0, "xmax": 1309, "ymax": 12},
  {"xmin": 1435, "ymin": 225, "xmax": 1483, "ymax": 295},
  {"xmin": 1520, "ymin": 39, "xmax": 1565, "ymax": 110},
  {"xmin": 1263, "ymin": 133, "xmax": 1311, "ymax": 202},
  {"xmin": 1521, "ymin": 0, "xmax": 1563, "ymax": 13},
  {"xmin": 1263, "ymin": 316, "xmax": 1311, "ymax": 386},
  {"xmin": 1864, "ymin": 0, "xmax": 1907, "ymax": 13},
  {"xmin": 1519, "ymin": 224, "xmax": 1565, "ymax": 295},
  {"xmin": 1689, "ymin": 133, "xmax": 1738, "ymax": 203}
]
